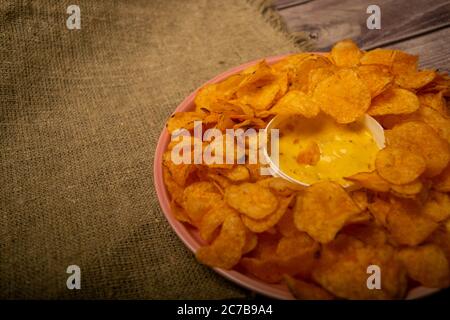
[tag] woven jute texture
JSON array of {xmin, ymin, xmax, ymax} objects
[{"xmin": 0, "ymin": 0, "xmax": 311, "ymax": 299}]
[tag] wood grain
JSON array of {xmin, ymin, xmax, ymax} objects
[{"xmin": 276, "ymin": 0, "xmax": 450, "ymax": 50}]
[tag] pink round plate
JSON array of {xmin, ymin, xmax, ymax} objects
[{"xmin": 153, "ymin": 54, "xmax": 440, "ymax": 300}]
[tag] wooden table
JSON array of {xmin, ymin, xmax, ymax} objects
[{"xmin": 274, "ymin": 0, "xmax": 450, "ymax": 72}]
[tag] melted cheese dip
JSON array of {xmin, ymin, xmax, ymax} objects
[{"xmin": 276, "ymin": 115, "xmax": 379, "ymax": 186}]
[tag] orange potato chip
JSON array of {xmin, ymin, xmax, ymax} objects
[
  {"xmin": 433, "ymin": 164, "xmax": 450, "ymax": 192},
  {"xmin": 236, "ymin": 81, "xmax": 280, "ymax": 110},
  {"xmin": 269, "ymin": 90, "xmax": 319, "ymax": 118},
  {"xmin": 267, "ymin": 177, "xmax": 306, "ymax": 196},
  {"xmin": 375, "ymin": 146, "xmax": 426, "ymax": 184},
  {"xmin": 418, "ymin": 91, "xmax": 448, "ymax": 117},
  {"xmin": 330, "ymin": 39, "xmax": 362, "ymax": 67},
  {"xmin": 350, "ymin": 190, "xmax": 369, "ymax": 211},
  {"xmin": 385, "ymin": 121, "xmax": 450, "ymax": 177},
  {"xmin": 199, "ymin": 202, "xmax": 235, "ymax": 242},
  {"xmin": 240, "ymin": 257, "xmax": 286, "ymax": 283},
  {"xmin": 296, "ymin": 141, "xmax": 321, "ymax": 165},
  {"xmin": 313, "ymin": 69, "xmax": 371, "ymax": 124},
  {"xmin": 345, "ymin": 170, "xmax": 391, "ymax": 192},
  {"xmin": 242, "ymin": 229, "xmax": 258, "ymax": 255},
  {"xmin": 422, "ymin": 191, "xmax": 450, "ymax": 223},
  {"xmin": 294, "ymin": 181, "xmax": 361, "ymax": 243},
  {"xmin": 276, "ymin": 232, "xmax": 319, "ymax": 259},
  {"xmin": 391, "ymin": 50, "xmax": 418, "ymax": 74},
  {"xmin": 368, "ymin": 197, "xmax": 391, "ymax": 226},
  {"xmin": 166, "ymin": 111, "xmax": 204, "ymax": 133},
  {"xmin": 312, "ymin": 235, "xmax": 407, "ymax": 299},
  {"xmin": 162, "ymin": 151, "xmax": 196, "ymax": 188},
  {"xmin": 360, "ymin": 48, "xmax": 396, "ymax": 67},
  {"xmin": 290, "ymin": 55, "xmax": 332, "ymax": 91},
  {"xmin": 368, "ymin": 87, "xmax": 419, "ymax": 117},
  {"xmin": 196, "ymin": 212, "xmax": 246, "ymax": 269},
  {"xmin": 398, "ymin": 244, "xmax": 449, "ymax": 288},
  {"xmin": 225, "ymin": 183, "xmax": 279, "ymax": 219},
  {"xmin": 221, "ymin": 165, "xmax": 250, "ymax": 182},
  {"xmin": 284, "ymin": 275, "xmax": 334, "ymax": 300},
  {"xmin": 345, "ymin": 210, "xmax": 372, "ymax": 225},
  {"xmin": 395, "ymin": 70, "xmax": 436, "ymax": 90},
  {"xmin": 276, "ymin": 208, "xmax": 298, "ymax": 237},
  {"xmin": 390, "ymin": 180, "xmax": 424, "ymax": 198},
  {"xmin": 386, "ymin": 197, "xmax": 438, "ymax": 246},
  {"xmin": 241, "ymin": 195, "xmax": 293, "ymax": 233},
  {"xmin": 183, "ymin": 181, "xmax": 222, "ymax": 223},
  {"xmin": 163, "ymin": 166, "xmax": 185, "ymax": 206},
  {"xmin": 341, "ymin": 222, "xmax": 388, "ymax": 246},
  {"xmin": 356, "ymin": 65, "xmax": 393, "ymax": 98}
]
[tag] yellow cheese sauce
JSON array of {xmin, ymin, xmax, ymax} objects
[{"xmin": 276, "ymin": 115, "xmax": 379, "ymax": 186}]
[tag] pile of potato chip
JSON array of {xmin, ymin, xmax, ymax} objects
[{"xmin": 163, "ymin": 40, "xmax": 450, "ymax": 299}]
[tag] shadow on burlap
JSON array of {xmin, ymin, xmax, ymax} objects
[{"xmin": 0, "ymin": 0, "xmax": 312, "ymax": 299}]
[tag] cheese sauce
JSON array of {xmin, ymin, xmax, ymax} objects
[{"xmin": 276, "ymin": 115, "xmax": 379, "ymax": 186}]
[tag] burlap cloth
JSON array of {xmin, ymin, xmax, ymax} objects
[{"xmin": 0, "ymin": 0, "xmax": 312, "ymax": 299}]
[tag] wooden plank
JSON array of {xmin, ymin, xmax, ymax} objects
[
  {"xmin": 385, "ymin": 27, "xmax": 450, "ymax": 73},
  {"xmin": 277, "ymin": 0, "xmax": 450, "ymax": 50},
  {"xmin": 273, "ymin": 0, "xmax": 312, "ymax": 10}
]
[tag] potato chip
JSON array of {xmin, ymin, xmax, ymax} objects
[
  {"xmin": 418, "ymin": 92, "xmax": 448, "ymax": 117},
  {"xmin": 386, "ymin": 121, "xmax": 450, "ymax": 177},
  {"xmin": 422, "ymin": 191, "xmax": 450, "ymax": 223},
  {"xmin": 290, "ymin": 55, "xmax": 332, "ymax": 91},
  {"xmin": 284, "ymin": 275, "xmax": 334, "ymax": 300},
  {"xmin": 386, "ymin": 197, "xmax": 438, "ymax": 246},
  {"xmin": 433, "ymin": 164, "xmax": 450, "ymax": 192},
  {"xmin": 368, "ymin": 88, "xmax": 419, "ymax": 116},
  {"xmin": 241, "ymin": 195, "xmax": 292, "ymax": 233},
  {"xmin": 294, "ymin": 181, "xmax": 361, "ymax": 243},
  {"xmin": 221, "ymin": 165, "xmax": 250, "ymax": 182},
  {"xmin": 368, "ymin": 197, "xmax": 391, "ymax": 226},
  {"xmin": 330, "ymin": 39, "xmax": 362, "ymax": 67},
  {"xmin": 163, "ymin": 166, "xmax": 185, "ymax": 206},
  {"xmin": 171, "ymin": 200, "xmax": 193, "ymax": 225},
  {"xmin": 236, "ymin": 81, "xmax": 280, "ymax": 110},
  {"xmin": 313, "ymin": 69, "xmax": 371, "ymax": 124},
  {"xmin": 163, "ymin": 151, "xmax": 196, "ymax": 187},
  {"xmin": 199, "ymin": 202, "xmax": 235, "ymax": 242},
  {"xmin": 415, "ymin": 106, "xmax": 450, "ymax": 144},
  {"xmin": 360, "ymin": 48, "xmax": 396, "ymax": 67},
  {"xmin": 242, "ymin": 229, "xmax": 258, "ymax": 255},
  {"xmin": 267, "ymin": 177, "xmax": 306, "ymax": 196},
  {"xmin": 312, "ymin": 235, "xmax": 407, "ymax": 299},
  {"xmin": 391, "ymin": 50, "xmax": 418, "ymax": 74},
  {"xmin": 296, "ymin": 141, "xmax": 320, "ymax": 165},
  {"xmin": 345, "ymin": 171, "xmax": 391, "ymax": 192},
  {"xmin": 345, "ymin": 210, "xmax": 372, "ymax": 225},
  {"xmin": 166, "ymin": 111, "xmax": 204, "ymax": 133},
  {"xmin": 225, "ymin": 183, "xmax": 279, "ymax": 219},
  {"xmin": 306, "ymin": 67, "xmax": 337, "ymax": 94},
  {"xmin": 276, "ymin": 232, "xmax": 319, "ymax": 259},
  {"xmin": 183, "ymin": 181, "xmax": 222, "ymax": 223},
  {"xmin": 375, "ymin": 146, "xmax": 426, "ymax": 184},
  {"xmin": 350, "ymin": 190, "xmax": 369, "ymax": 211},
  {"xmin": 196, "ymin": 212, "xmax": 246, "ymax": 269},
  {"xmin": 395, "ymin": 70, "xmax": 436, "ymax": 90},
  {"xmin": 341, "ymin": 222, "xmax": 387, "ymax": 246},
  {"xmin": 390, "ymin": 180, "xmax": 423, "ymax": 198},
  {"xmin": 357, "ymin": 65, "xmax": 393, "ymax": 98},
  {"xmin": 398, "ymin": 244, "xmax": 449, "ymax": 288},
  {"xmin": 240, "ymin": 257, "xmax": 286, "ymax": 283},
  {"xmin": 269, "ymin": 90, "xmax": 319, "ymax": 118},
  {"xmin": 276, "ymin": 208, "xmax": 298, "ymax": 237}
]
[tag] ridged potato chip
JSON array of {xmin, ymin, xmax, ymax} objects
[
  {"xmin": 375, "ymin": 146, "xmax": 426, "ymax": 184},
  {"xmin": 313, "ymin": 69, "xmax": 371, "ymax": 124},
  {"xmin": 422, "ymin": 191, "xmax": 450, "ymax": 223},
  {"xmin": 225, "ymin": 183, "xmax": 279, "ymax": 219},
  {"xmin": 312, "ymin": 235, "xmax": 407, "ymax": 299},
  {"xmin": 398, "ymin": 244, "xmax": 449, "ymax": 288},
  {"xmin": 183, "ymin": 181, "xmax": 222, "ymax": 223},
  {"xmin": 345, "ymin": 171, "xmax": 391, "ymax": 192},
  {"xmin": 294, "ymin": 181, "xmax": 361, "ymax": 243},
  {"xmin": 330, "ymin": 39, "xmax": 362, "ymax": 67},
  {"xmin": 196, "ymin": 212, "xmax": 246, "ymax": 269},
  {"xmin": 269, "ymin": 90, "xmax": 319, "ymax": 118},
  {"xmin": 368, "ymin": 88, "xmax": 419, "ymax": 116},
  {"xmin": 386, "ymin": 197, "xmax": 438, "ymax": 246},
  {"xmin": 386, "ymin": 121, "xmax": 450, "ymax": 177},
  {"xmin": 433, "ymin": 164, "xmax": 450, "ymax": 192},
  {"xmin": 241, "ymin": 195, "xmax": 292, "ymax": 233},
  {"xmin": 357, "ymin": 65, "xmax": 393, "ymax": 98}
]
